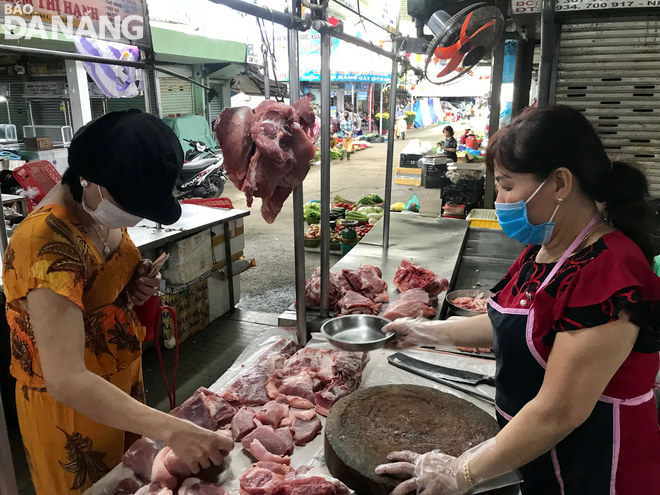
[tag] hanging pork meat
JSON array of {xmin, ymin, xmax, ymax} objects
[{"xmin": 214, "ymin": 99, "xmax": 317, "ymax": 223}]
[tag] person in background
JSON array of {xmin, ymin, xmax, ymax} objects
[
  {"xmin": 459, "ymin": 128, "xmax": 471, "ymax": 145},
  {"xmin": 441, "ymin": 125, "xmax": 458, "ymax": 162},
  {"xmin": 340, "ymin": 111, "xmax": 354, "ymax": 161},
  {"xmin": 466, "ymin": 131, "xmax": 479, "ymax": 151},
  {"xmin": 4, "ymin": 111, "xmax": 233, "ymax": 495}
]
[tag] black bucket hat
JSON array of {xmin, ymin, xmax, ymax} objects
[{"xmin": 68, "ymin": 109, "xmax": 184, "ymax": 225}]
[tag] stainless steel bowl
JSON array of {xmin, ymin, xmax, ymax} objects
[
  {"xmin": 321, "ymin": 315, "xmax": 393, "ymax": 352},
  {"xmin": 446, "ymin": 289, "xmax": 493, "ymax": 317}
]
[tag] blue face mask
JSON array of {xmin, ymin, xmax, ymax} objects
[{"xmin": 495, "ymin": 179, "xmax": 561, "ymax": 245}]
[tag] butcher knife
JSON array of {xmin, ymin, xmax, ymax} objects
[
  {"xmin": 389, "ymin": 353, "xmax": 495, "ymax": 385},
  {"xmin": 387, "ymin": 353, "xmax": 495, "ymax": 404}
]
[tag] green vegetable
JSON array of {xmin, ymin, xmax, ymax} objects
[
  {"xmin": 367, "ymin": 212, "xmax": 383, "ymax": 221},
  {"xmin": 368, "ymin": 217, "xmax": 379, "ymax": 226},
  {"xmin": 357, "ymin": 207, "xmax": 371, "ymax": 214},
  {"xmin": 373, "ymin": 207, "xmax": 383, "ymax": 213},
  {"xmin": 331, "ymin": 207, "xmax": 347, "ymax": 218},
  {"xmin": 330, "ymin": 148, "xmax": 343, "ymax": 159},
  {"xmin": 346, "ymin": 211, "xmax": 368, "ymax": 222},
  {"xmin": 304, "ymin": 202, "xmax": 321, "ymax": 224},
  {"xmin": 333, "ymin": 194, "xmax": 356, "ymax": 205},
  {"xmin": 357, "ymin": 193, "xmax": 385, "ymax": 205}
]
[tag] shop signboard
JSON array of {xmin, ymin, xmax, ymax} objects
[
  {"xmin": 357, "ymin": 91, "xmax": 368, "ymax": 101},
  {"xmin": 512, "ymin": 0, "xmax": 659, "ymax": 13},
  {"xmin": 27, "ymin": 62, "xmax": 66, "ymax": 77},
  {"xmin": 24, "ymin": 80, "xmax": 67, "ymax": 97},
  {"xmin": 1, "ymin": 0, "xmax": 151, "ymax": 48}
]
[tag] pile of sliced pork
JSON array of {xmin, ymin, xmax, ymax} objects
[
  {"xmin": 305, "ymin": 265, "xmax": 389, "ymax": 315},
  {"xmin": 240, "ymin": 462, "xmax": 351, "ymax": 495},
  {"xmin": 215, "ymin": 99, "xmax": 317, "ymax": 224},
  {"xmin": 115, "ymin": 338, "xmax": 368, "ymax": 493}
]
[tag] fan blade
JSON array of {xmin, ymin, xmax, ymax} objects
[
  {"xmin": 465, "ymin": 20, "xmax": 496, "ymax": 45},
  {"xmin": 437, "ymin": 52, "xmax": 464, "ymax": 78},
  {"xmin": 434, "ymin": 44, "xmax": 460, "ymax": 60},
  {"xmin": 460, "ymin": 12, "xmax": 473, "ymax": 45}
]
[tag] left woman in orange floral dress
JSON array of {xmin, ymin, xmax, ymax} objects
[{"xmin": 3, "ymin": 110, "xmax": 234, "ymax": 495}]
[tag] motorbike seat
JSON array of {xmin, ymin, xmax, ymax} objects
[{"xmin": 180, "ymin": 158, "xmax": 217, "ymax": 176}]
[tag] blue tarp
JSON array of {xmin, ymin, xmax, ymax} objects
[{"xmin": 428, "ymin": 99, "xmax": 439, "ymax": 124}]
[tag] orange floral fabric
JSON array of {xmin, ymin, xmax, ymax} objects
[{"xmin": 3, "ymin": 204, "xmax": 145, "ymax": 494}]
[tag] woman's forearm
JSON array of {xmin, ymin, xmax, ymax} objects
[
  {"xmin": 442, "ymin": 314, "xmax": 493, "ymax": 347},
  {"xmin": 470, "ymin": 398, "xmax": 577, "ymax": 482},
  {"xmin": 49, "ymin": 369, "xmax": 182, "ymax": 443}
]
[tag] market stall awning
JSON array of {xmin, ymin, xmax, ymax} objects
[{"xmin": 151, "ymin": 23, "xmax": 246, "ymax": 65}]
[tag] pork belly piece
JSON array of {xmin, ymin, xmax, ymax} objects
[
  {"xmin": 383, "ymin": 288, "xmax": 436, "ymax": 321},
  {"xmin": 393, "ymin": 259, "xmax": 449, "ymax": 299},
  {"xmin": 170, "ymin": 388, "xmax": 237, "ymax": 431}
]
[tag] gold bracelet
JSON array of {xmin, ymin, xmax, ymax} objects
[{"xmin": 463, "ymin": 453, "xmax": 475, "ymax": 488}]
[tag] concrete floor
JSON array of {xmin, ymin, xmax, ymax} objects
[{"xmin": 227, "ymin": 125, "xmax": 448, "ymax": 312}]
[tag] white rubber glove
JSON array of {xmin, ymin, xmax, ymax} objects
[
  {"xmin": 375, "ymin": 439, "xmax": 519, "ymax": 495},
  {"xmin": 381, "ymin": 318, "xmax": 453, "ymax": 350}
]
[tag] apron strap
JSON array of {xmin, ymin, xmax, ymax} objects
[{"xmin": 538, "ymin": 215, "xmax": 601, "ymax": 292}]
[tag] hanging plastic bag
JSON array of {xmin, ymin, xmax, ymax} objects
[{"xmin": 405, "ymin": 194, "xmax": 420, "ymax": 213}]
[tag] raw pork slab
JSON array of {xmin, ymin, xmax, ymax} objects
[
  {"xmin": 383, "ymin": 288, "xmax": 436, "ymax": 321},
  {"xmin": 393, "ymin": 259, "xmax": 449, "ymax": 299},
  {"xmin": 241, "ymin": 425, "xmax": 294, "ymax": 456},
  {"xmin": 231, "ymin": 407, "xmax": 257, "ymax": 441},
  {"xmin": 290, "ymin": 415, "xmax": 322, "ymax": 446},
  {"xmin": 305, "ymin": 268, "xmax": 352, "ymax": 309},
  {"xmin": 267, "ymin": 348, "xmax": 369, "ymax": 416},
  {"xmin": 336, "ymin": 291, "xmax": 382, "ymax": 316},
  {"xmin": 134, "ymin": 481, "xmax": 173, "ymax": 495},
  {"xmin": 239, "ymin": 462, "xmax": 348, "ymax": 495},
  {"xmin": 178, "ymin": 477, "xmax": 228, "ymax": 495},
  {"xmin": 254, "ymin": 399, "xmax": 289, "ymax": 427},
  {"xmin": 221, "ymin": 338, "xmax": 300, "ymax": 407},
  {"xmin": 112, "ymin": 474, "xmax": 144, "ymax": 495},
  {"xmin": 170, "ymin": 388, "xmax": 237, "ymax": 431},
  {"xmin": 214, "ymin": 107, "xmax": 254, "ymax": 190},
  {"xmin": 342, "ymin": 265, "xmax": 389, "ymax": 303},
  {"xmin": 123, "ymin": 437, "xmax": 161, "ymax": 482}
]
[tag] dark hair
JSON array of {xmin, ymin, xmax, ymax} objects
[
  {"xmin": 443, "ymin": 125, "xmax": 454, "ymax": 136},
  {"xmin": 486, "ymin": 105, "xmax": 653, "ymax": 262},
  {"xmin": 61, "ymin": 167, "xmax": 83, "ymax": 202}
]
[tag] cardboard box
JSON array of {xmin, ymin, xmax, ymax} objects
[
  {"xmin": 161, "ymin": 229, "xmax": 213, "ymax": 285},
  {"xmin": 159, "ymin": 278, "xmax": 210, "ymax": 348},
  {"xmin": 24, "ymin": 137, "xmax": 53, "ymax": 151},
  {"xmin": 211, "ymin": 218, "xmax": 245, "ymax": 269},
  {"xmin": 208, "ymin": 273, "xmax": 242, "ymax": 322},
  {"xmin": 395, "ymin": 166, "xmax": 422, "ymax": 186}
]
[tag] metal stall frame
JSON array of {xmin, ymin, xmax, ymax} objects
[{"xmin": 208, "ymin": 0, "xmax": 403, "ymax": 334}]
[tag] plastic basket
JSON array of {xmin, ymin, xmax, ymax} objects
[
  {"xmin": 182, "ymin": 198, "xmax": 234, "ymax": 209},
  {"xmin": 400, "ymin": 153, "xmax": 423, "ymax": 168},
  {"xmin": 466, "ymin": 208, "xmax": 501, "ymax": 229},
  {"xmin": 13, "ymin": 160, "xmax": 61, "ymax": 212}
]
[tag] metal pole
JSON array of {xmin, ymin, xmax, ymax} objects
[
  {"xmin": 484, "ymin": 1, "xmax": 507, "ymax": 208},
  {"xmin": 379, "ymin": 85, "xmax": 383, "ymax": 136},
  {"xmin": 0, "ymin": 391, "xmax": 19, "ymax": 495},
  {"xmin": 0, "ymin": 202, "xmax": 9, "ymax": 256},
  {"xmin": 319, "ymin": 15, "xmax": 332, "ymax": 318},
  {"xmin": 537, "ymin": 0, "xmax": 556, "ymax": 107},
  {"xmin": 311, "ymin": 20, "xmax": 400, "ymax": 61},
  {"xmin": 368, "ymin": 83, "xmax": 372, "ymax": 133},
  {"xmin": 511, "ymin": 37, "xmax": 535, "ymax": 116},
  {"xmin": 288, "ymin": 0, "xmax": 308, "ymax": 346},
  {"xmin": 383, "ymin": 44, "xmax": 398, "ymax": 249},
  {"xmin": 209, "ymin": 0, "xmax": 305, "ymax": 29},
  {"xmin": 352, "ymin": 83, "xmax": 355, "ymax": 112}
]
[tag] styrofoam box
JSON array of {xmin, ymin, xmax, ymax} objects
[
  {"xmin": 211, "ymin": 218, "xmax": 245, "ymax": 264},
  {"xmin": 208, "ymin": 273, "xmax": 242, "ymax": 322},
  {"xmin": 161, "ymin": 229, "xmax": 213, "ymax": 285}
]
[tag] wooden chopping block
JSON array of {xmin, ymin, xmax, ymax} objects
[{"xmin": 325, "ymin": 385, "xmax": 515, "ymax": 495}]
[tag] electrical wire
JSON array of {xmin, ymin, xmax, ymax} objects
[{"xmin": 256, "ymin": 16, "xmax": 285, "ymax": 102}]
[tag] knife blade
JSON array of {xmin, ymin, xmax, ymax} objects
[
  {"xmin": 389, "ymin": 353, "xmax": 495, "ymax": 386},
  {"xmin": 387, "ymin": 354, "xmax": 495, "ymax": 405}
]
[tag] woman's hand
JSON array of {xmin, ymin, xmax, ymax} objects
[
  {"xmin": 128, "ymin": 260, "xmax": 161, "ymax": 306},
  {"xmin": 376, "ymin": 450, "xmax": 471, "ymax": 495},
  {"xmin": 382, "ymin": 318, "xmax": 451, "ymax": 349},
  {"xmin": 164, "ymin": 421, "xmax": 234, "ymax": 474}
]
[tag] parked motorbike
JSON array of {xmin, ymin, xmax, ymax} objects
[{"xmin": 174, "ymin": 138, "xmax": 227, "ymax": 199}]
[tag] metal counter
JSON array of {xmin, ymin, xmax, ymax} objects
[{"xmin": 279, "ymin": 214, "xmax": 469, "ymax": 328}]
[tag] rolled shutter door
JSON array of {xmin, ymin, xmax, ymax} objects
[
  {"xmin": 159, "ymin": 77, "xmax": 194, "ymax": 116},
  {"xmin": 554, "ymin": 17, "xmax": 660, "ymax": 197}
]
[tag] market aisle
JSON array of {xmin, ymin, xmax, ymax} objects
[{"xmin": 224, "ymin": 125, "xmax": 450, "ymax": 313}]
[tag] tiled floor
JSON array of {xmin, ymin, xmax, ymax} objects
[{"xmin": 8, "ymin": 309, "xmax": 281, "ymax": 495}]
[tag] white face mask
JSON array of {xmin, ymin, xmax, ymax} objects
[{"xmin": 82, "ymin": 184, "xmax": 142, "ymax": 229}]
